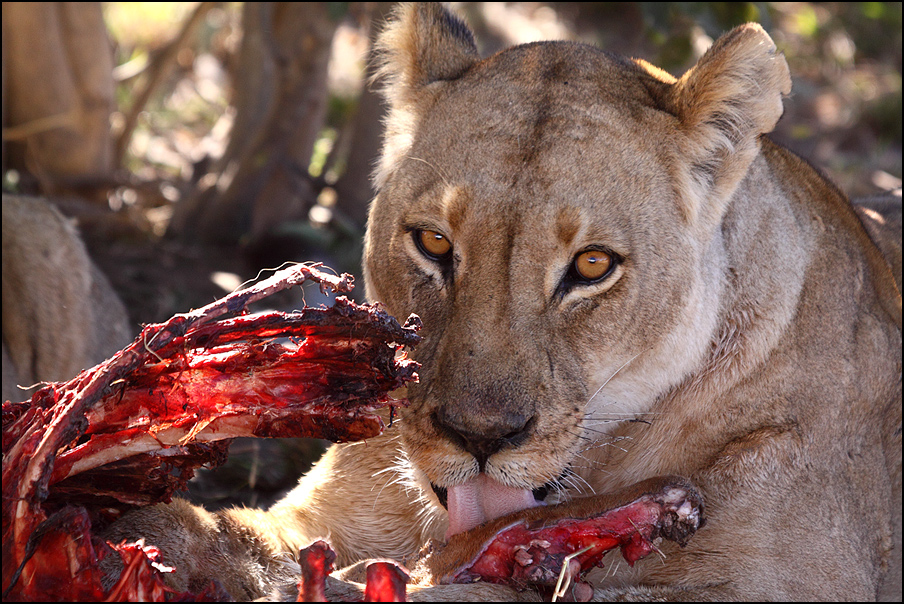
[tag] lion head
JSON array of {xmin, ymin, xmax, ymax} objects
[{"xmin": 363, "ymin": 3, "xmax": 791, "ymax": 537}]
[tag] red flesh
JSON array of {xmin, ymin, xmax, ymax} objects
[
  {"xmin": 297, "ymin": 541, "xmax": 336, "ymax": 602},
  {"xmin": 428, "ymin": 480, "xmax": 704, "ymax": 601},
  {"xmin": 1, "ymin": 264, "xmax": 420, "ymax": 602},
  {"xmin": 294, "ymin": 541, "xmax": 409, "ymax": 603},
  {"xmin": 457, "ymin": 497, "xmax": 666, "ymax": 584},
  {"xmin": 363, "ymin": 561, "xmax": 409, "ymax": 602}
]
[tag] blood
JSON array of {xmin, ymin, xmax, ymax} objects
[
  {"xmin": 363, "ymin": 562, "xmax": 409, "ymax": 602},
  {"xmin": 456, "ymin": 498, "xmax": 665, "ymax": 586},
  {"xmin": 1, "ymin": 264, "xmax": 420, "ymax": 602},
  {"xmin": 294, "ymin": 542, "xmax": 409, "ymax": 603},
  {"xmin": 420, "ymin": 478, "xmax": 705, "ymax": 602},
  {"xmin": 297, "ymin": 541, "xmax": 336, "ymax": 602}
]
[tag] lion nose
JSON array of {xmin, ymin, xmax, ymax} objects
[{"xmin": 432, "ymin": 409, "xmax": 535, "ymax": 471}]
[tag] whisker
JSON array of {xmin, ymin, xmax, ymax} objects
[
  {"xmin": 580, "ymin": 418, "xmax": 653, "ymax": 428},
  {"xmin": 559, "ymin": 470, "xmax": 596, "ymax": 496},
  {"xmin": 598, "ymin": 437, "xmax": 632, "ymax": 454},
  {"xmin": 581, "ymin": 411, "xmax": 660, "ymax": 418},
  {"xmin": 406, "ymin": 156, "xmax": 451, "ymax": 188},
  {"xmin": 586, "ymin": 349, "xmax": 648, "ymax": 406},
  {"xmin": 577, "ymin": 423, "xmax": 636, "ymax": 437},
  {"xmin": 563, "ymin": 428, "xmax": 594, "ymax": 442},
  {"xmin": 576, "ymin": 435, "xmax": 634, "ymax": 456},
  {"xmin": 544, "ymin": 479, "xmax": 569, "ymax": 503},
  {"xmin": 567, "ymin": 463, "xmax": 615, "ymax": 478},
  {"xmin": 570, "ymin": 451, "xmax": 612, "ymax": 471},
  {"xmin": 371, "ymin": 471, "xmax": 401, "ymax": 511}
]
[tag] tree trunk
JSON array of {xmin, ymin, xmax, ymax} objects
[
  {"xmin": 331, "ymin": 2, "xmax": 395, "ymax": 230},
  {"xmin": 170, "ymin": 2, "xmax": 340, "ymax": 245},
  {"xmin": 2, "ymin": 2, "xmax": 114, "ymax": 194}
]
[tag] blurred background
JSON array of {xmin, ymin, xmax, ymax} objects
[{"xmin": 2, "ymin": 1, "xmax": 901, "ymax": 510}]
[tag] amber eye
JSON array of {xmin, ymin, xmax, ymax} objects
[
  {"xmin": 572, "ymin": 249, "xmax": 613, "ymax": 281},
  {"xmin": 415, "ymin": 229, "xmax": 452, "ymax": 260}
]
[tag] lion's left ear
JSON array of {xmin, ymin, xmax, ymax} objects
[{"xmin": 667, "ymin": 23, "xmax": 791, "ymax": 226}]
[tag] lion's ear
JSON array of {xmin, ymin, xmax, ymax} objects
[
  {"xmin": 668, "ymin": 23, "xmax": 791, "ymax": 226},
  {"xmin": 372, "ymin": 3, "xmax": 479, "ymax": 189},
  {"xmin": 375, "ymin": 2, "xmax": 479, "ymax": 94}
]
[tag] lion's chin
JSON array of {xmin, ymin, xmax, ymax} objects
[{"xmin": 444, "ymin": 473, "xmax": 545, "ymax": 540}]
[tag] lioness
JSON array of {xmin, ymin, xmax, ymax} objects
[{"xmin": 104, "ymin": 4, "xmax": 902, "ymax": 600}]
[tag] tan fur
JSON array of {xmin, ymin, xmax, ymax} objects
[
  {"xmin": 2, "ymin": 194, "xmax": 131, "ymax": 403},
  {"xmin": 854, "ymin": 190, "xmax": 902, "ymax": 292},
  {"xmin": 105, "ymin": 5, "xmax": 901, "ymax": 601}
]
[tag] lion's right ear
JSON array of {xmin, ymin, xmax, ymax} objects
[{"xmin": 372, "ymin": 3, "xmax": 479, "ymax": 189}]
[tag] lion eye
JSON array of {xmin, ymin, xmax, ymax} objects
[
  {"xmin": 572, "ymin": 249, "xmax": 614, "ymax": 282},
  {"xmin": 414, "ymin": 229, "xmax": 452, "ymax": 260}
]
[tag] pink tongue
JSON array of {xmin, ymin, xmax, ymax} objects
[{"xmin": 445, "ymin": 474, "xmax": 543, "ymax": 540}]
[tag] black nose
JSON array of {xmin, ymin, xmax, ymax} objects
[{"xmin": 432, "ymin": 408, "xmax": 535, "ymax": 471}]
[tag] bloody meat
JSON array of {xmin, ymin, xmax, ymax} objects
[
  {"xmin": 416, "ymin": 476, "xmax": 704, "ymax": 602},
  {"xmin": 2, "ymin": 264, "xmax": 420, "ymax": 601}
]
